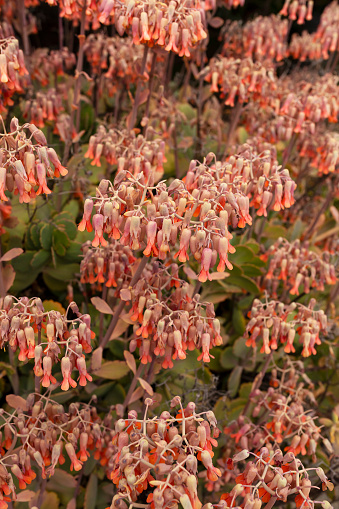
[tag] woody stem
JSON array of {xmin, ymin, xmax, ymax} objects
[{"xmin": 123, "ymin": 362, "xmax": 145, "ymax": 411}]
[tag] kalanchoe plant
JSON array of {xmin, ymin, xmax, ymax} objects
[{"xmin": 0, "ymin": 1, "xmax": 337, "ymax": 509}]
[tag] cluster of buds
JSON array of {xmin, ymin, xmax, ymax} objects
[
  {"xmin": 221, "ymin": 16, "xmax": 288, "ymax": 62},
  {"xmin": 205, "ymin": 57, "xmax": 276, "ymax": 107},
  {"xmin": 80, "ymin": 241, "xmax": 136, "ymax": 290},
  {"xmin": 278, "ymin": 75, "xmax": 339, "ymax": 130},
  {"xmin": 108, "ymin": 397, "xmax": 221, "ymax": 509},
  {"xmin": 312, "ymin": 1, "xmax": 339, "ymax": 58},
  {"xmin": 288, "ymin": 32, "xmax": 324, "ymax": 61},
  {"xmin": 80, "ymin": 240, "xmax": 222, "ymax": 368},
  {"xmin": 0, "ymin": 394, "xmax": 113, "ymax": 508},
  {"xmin": 227, "ymin": 140, "xmax": 297, "ymax": 217},
  {"xmin": 84, "ymin": 33, "xmax": 147, "ymax": 81},
  {"xmin": 99, "ymin": 0, "xmax": 207, "ymax": 58},
  {"xmin": 0, "ymin": 296, "xmax": 95, "ymax": 390},
  {"xmin": 298, "ymin": 130, "xmax": 339, "ymax": 175},
  {"xmin": 54, "ymin": 113, "xmax": 78, "ymax": 144},
  {"xmin": 127, "ymin": 261, "xmax": 222, "ymax": 367},
  {"xmin": 280, "ymin": 0, "xmax": 313, "ymax": 23},
  {"xmin": 0, "ymin": 118, "xmax": 67, "ymax": 203},
  {"xmin": 30, "ymin": 47, "xmax": 76, "ymax": 86},
  {"xmin": 78, "ymin": 153, "xmax": 254, "ymax": 281},
  {"xmin": 84, "ymin": 126, "xmax": 166, "ymax": 181},
  {"xmin": 262, "ymin": 238, "xmax": 337, "ymax": 297},
  {"xmin": 45, "ymin": 0, "xmax": 106, "ymax": 28},
  {"xmin": 0, "ymin": 36, "xmax": 28, "ymax": 113},
  {"xmin": 219, "ymin": 446, "xmax": 332, "ymax": 509},
  {"xmin": 244, "ymin": 298, "xmax": 327, "ymax": 357},
  {"xmin": 224, "ymin": 361, "xmax": 322, "ymax": 462},
  {"xmin": 21, "ymin": 87, "xmax": 65, "ymax": 128}
]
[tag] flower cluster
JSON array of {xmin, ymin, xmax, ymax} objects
[
  {"xmin": 224, "ymin": 361, "xmax": 322, "ymax": 457},
  {"xmin": 100, "ymin": 0, "xmax": 207, "ymax": 58},
  {"xmin": 244, "ymin": 298, "xmax": 327, "ymax": 356},
  {"xmin": 221, "ymin": 16, "xmax": 288, "ymax": 62},
  {"xmin": 0, "ymin": 296, "xmax": 94, "ymax": 390},
  {"xmin": 220, "ymin": 446, "xmax": 332, "ymax": 509},
  {"xmin": 45, "ymin": 0, "xmax": 106, "ymax": 28},
  {"xmin": 0, "ymin": 36, "xmax": 28, "ymax": 113},
  {"xmin": 80, "ymin": 240, "xmax": 136, "ymax": 290},
  {"xmin": 108, "ymin": 398, "xmax": 221, "ymax": 509},
  {"xmin": 80, "ymin": 240, "xmax": 222, "ymax": 367},
  {"xmin": 205, "ymin": 56, "xmax": 276, "ymax": 107},
  {"xmin": 312, "ymin": 1, "xmax": 339, "ymax": 58},
  {"xmin": 0, "ymin": 394, "xmax": 113, "ymax": 508},
  {"xmin": 30, "ymin": 47, "xmax": 76, "ymax": 86},
  {"xmin": 0, "ymin": 118, "xmax": 67, "ymax": 203},
  {"xmin": 84, "ymin": 126, "xmax": 166, "ymax": 181},
  {"xmin": 78, "ymin": 154, "xmax": 253, "ymax": 280},
  {"xmin": 226, "ymin": 140, "xmax": 297, "ymax": 217},
  {"xmin": 22, "ymin": 87, "xmax": 65, "ymax": 127},
  {"xmin": 262, "ymin": 238, "xmax": 337, "ymax": 297},
  {"xmin": 288, "ymin": 32, "xmax": 323, "ymax": 61},
  {"xmin": 280, "ymin": 0, "xmax": 313, "ymax": 23},
  {"xmin": 298, "ymin": 130, "xmax": 339, "ymax": 175}
]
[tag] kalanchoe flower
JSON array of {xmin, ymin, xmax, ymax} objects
[
  {"xmin": 0, "ymin": 296, "xmax": 95, "ymax": 389},
  {"xmin": 84, "ymin": 124, "xmax": 166, "ymax": 181},
  {"xmin": 262, "ymin": 238, "xmax": 337, "ymax": 297},
  {"xmin": 280, "ymin": 0, "xmax": 313, "ymax": 24},
  {"xmin": 0, "ymin": 118, "xmax": 68, "ymax": 203},
  {"xmin": 244, "ymin": 297, "xmax": 327, "ymax": 356},
  {"xmin": 221, "ymin": 15, "xmax": 288, "ymax": 62},
  {"xmin": 109, "ymin": 401, "xmax": 221, "ymax": 509},
  {"xmin": 0, "ymin": 36, "xmax": 29, "ymax": 113},
  {"xmin": 98, "ymin": 0, "xmax": 208, "ymax": 57},
  {"xmin": 29, "ymin": 47, "xmax": 76, "ymax": 86}
]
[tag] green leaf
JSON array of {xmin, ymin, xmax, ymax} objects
[
  {"xmin": 239, "ymin": 382, "xmax": 253, "ymax": 399},
  {"xmin": 228, "ymin": 366, "xmax": 243, "ymax": 397},
  {"xmin": 30, "ymin": 223, "xmax": 42, "ymax": 249},
  {"xmin": 52, "ymin": 229, "xmax": 70, "ymax": 256},
  {"xmin": 242, "ymin": 264, "xmax": 263, "ymax": 277},
  {"xmin": 43, "ymin": 273, "xmax": 69, "ymax": 293},
  {"xmin": 229, "ymin": 246, "xmax": 255, "ymax": 265},
  {"xmin": 224, "ymin": 275, "xmax": 260, "ymax": 294},
  {"xmin": 58, "ymin": 219, "xmax": 78, "ymax": 240},
  {"xmin": 63, "ymin": 200, "xmax": 80, "ymax": 219},
  {"xmin": 31, "ymin": 249, "xmax": 51, "ymax": 269},
  {"xmin": 244, "ymin": 241, "xmax": 260, "ymax": 254},
  {"xmin": 46, "ymin": 469, "xmax": 77, "ymax": 491},
  {"xmin": 232, "ymin": 307, "xmax": 246, "ymax": 336},
  {"xmin": 40, "ymin": 223, "xmax": 54, "ymax": 250},
  {"xmin": 44, "ymin": 263, "xmax": 79, "ymax": 282},
  {"xmin": 11, "ymin": 251, "xmax": 35, "ymax": 272},
  {"xmin": 0, "ymin": 362, "xmax": 14, "ymax": 375},
  {"xmin": 220, "ymin": 347, "xmax": 239, "ymax": 370},
  {"xmin": 84, "ymin": 473, "xmax": 98, "ymax": 509},
  {"xmin": 233, "ymin": 337, "xmax": 249, "ymax": 358},
  {"xmin": 93, "ymin": 361, "xmax": 130, "ymax": 380},
  {"xmin": 62, "ymin": 242, "xmax": 82, "ymax": 263}
]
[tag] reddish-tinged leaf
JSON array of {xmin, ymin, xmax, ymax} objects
[
  {"xmin": 183, "ymin": 266, "xmax": 198, "ymax": 280},
  {"xmin": 91, "ymin": 296, "xmax": 113, "ymax": 315},
  {"xmin": 110, "ymin": 318, "xmax": 130, "ymax": 340},
  {"xmin": 210, "ymin": 272, "xmax": 230, "ymax": 280},
  {"xmin": 16, "ymin": 490, "xmax": 35, "ymax": 502},
  {"xmin": 138, "ymin": 377, "xmax": 154, "ymax": 396},
  {"xmin": 128, "ymin": 386, "xmax": 144, "ymax": 405},
  {"xmin": 3, "ymin": 265, "xmax": 16, "ymax": 292},
  {"xmin": 124, "ymin": 351, "xmax": 136, "ymax": 374},
  {"xmin": 120, "ymin": 288, "xmax": 131, "ymax": 301},
  {"xmin": 91, "ymin": 347, "xmax": 103, "ymax": 371},
  {"xmin": 0, "ymin": 248, "xmax": 23, "ymax": 262},
  {"xmin": 93, "ymin": 360, "xmax": 129, "ymax": 379},
  {"xmin": 6, "ymin": 394, "xmax": 27, "ymax": 411}
]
